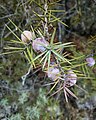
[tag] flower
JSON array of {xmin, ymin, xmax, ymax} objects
[
  {"xmin": 65, "ymin": 70, "xmax": 77, "ymax": 87},
  {"xmin": 86, "ymin": 57, "xmax": 95, "ymax": 67},
  {"xmin": 32, "ymin": 37, "xmax": 49, "ymax": 52},
  {"xmin": 21, "ymin": 30, "xmax": 33, "ymax": 43},
  {"xmin": 47, "ymin": 63, "xmax": 60, "ymax": 80}
]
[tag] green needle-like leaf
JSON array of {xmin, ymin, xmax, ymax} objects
[
  {"xmin": 0, "ymin": 50, "xmax": 23, "ymax": 56},
  {"xmin": 65, "ymin": 87, "xmax": 78, "ymax": 99},
  {"xmin": 81, "ymin": 65, "xmax": 86, "ymax": 76},
  {"xmin": 10, "ymin": 40, "xmax": 25, "ymax": 44},
  {"xmin": 48, "ymin": 79, "xmax": 59, "ymax": 95},
  {"xmin": 33, "ymin": 1, "xmax": 68, "ymax": 27},
  {"xmin": 40, "ymin": 51, "xmax": 50, "ymax": 63},
  {"xmin": 4, "ymin": 47, "xmax": 24, "ymax": 50},
  {"xmin": 53, "ymin": 42, "xmax": 73, "ymax": 49},
  {"xmin": 48, "ymin": 10, "xmax": 65, "ymax": 12},
  {"xmin": 24, "ymin": 51, "xmax": 31, "ymax": 63},
  {"xmin": 52, "ymin": 50, "xmax": 71, "ymax": 64},
  {"xmin": 50, "ymin": 28, "xmax": 56, "ymax": 44},
  {"xmin": 8, "ymin": 18, "xmax": 23, "ymax": 34},
  {"xmin": 48, "ymin": 51, "xmax": 51, "ymax": 69},
  {"xmin": 32, "ymin": 10, "xmax": 45, "ymax": 22},
  {"xmin": 6, "ymin": 25, "xmax": 21, "ymax": 41},
  {"xmin": 42, "ymin": 56, "xmax": 48, "ymax": 69},
  {"xmin": 52, "ymin": 50, "xmax": 63, "ymax": 61},
  {"xmin": 26, "ymin": 47, "xmax": 35, "ymax": 67},
  {"xmin": 34, "ymin": 51, "xmax": 47, "ymax": 61}
]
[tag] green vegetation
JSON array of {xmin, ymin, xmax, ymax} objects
[{"xmin": 0, "ymin": 0, "xmax": 96, "ymax": 119}]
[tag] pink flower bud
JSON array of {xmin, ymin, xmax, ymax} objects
[
  {"xmin": 47, "ymin": 66, "xmax": 60, "ymax": 80},
  {"xmin": 86, "ymin": 57, "xmax": 95, "ymax": 67},
  {"xmin": 65, "ymin": 70, "xmax": 77, "ymax": 87},
  {"xmin": 32, "ymin": 38, "xmax": 49, "ymax": 52},
  {"xmin": 21, "ymin": 30, "xmax": 33, "ymax": 43}
]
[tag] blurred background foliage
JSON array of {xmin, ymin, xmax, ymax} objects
[{"xmin": 0, "ymin": 0, "xmax": 96, "ymax": 119}]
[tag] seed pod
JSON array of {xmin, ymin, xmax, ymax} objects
[
  {"xmin": 65, "ymin": 70, "xmax": 77, "ymax": 87},
  {"xmin": 86, "ymin": 57, "xmax": 95, "ymax": 67},
  {"xmin": 32, "ymin": 37, "xmax": 49, "ymax": 52},
  {"xmin": 47, "ymin": 63, "xmax": 60, "ymax": 80},
  {"xmin": 21, "ymin": 30, "xmax": 33, "ymax": 43}
]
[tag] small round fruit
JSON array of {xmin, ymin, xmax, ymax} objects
[{"xmin": 21, "ymin": 30, "xmax": 33, "ymax": 43}]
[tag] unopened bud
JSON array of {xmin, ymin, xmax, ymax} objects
[
  {"xmin": 86, "ymin": 57, "xmax": 95, "ymax": 67},
  {"xmin": 21, "ymin": 30, "xmax": 33, "ymax": 43},
  {"xmin": 32, "ymin": 37, "xmax": 49, "ymax": 52},
  {"xmin": 65, "ymin": 70, "xmax": 77, "ymax": 87},
  {"xmin": 47, "ymin": 62, "xmax": 60, "ymax": 80}
]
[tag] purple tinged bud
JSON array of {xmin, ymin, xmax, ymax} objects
[
  {"xmin": 86, "ymin": 57, "xmax": 95, "ymax": 67},
  {"xmin": 32, "ymin": 38, "xmax": 49, "ymax": 52},
  {"xmin": 65, "ymin": 70, "xmax": 77, "ymax": 87},
  {"xmin": 47, "ymin": 67, "xmax": 60, "ymax": 81}
]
